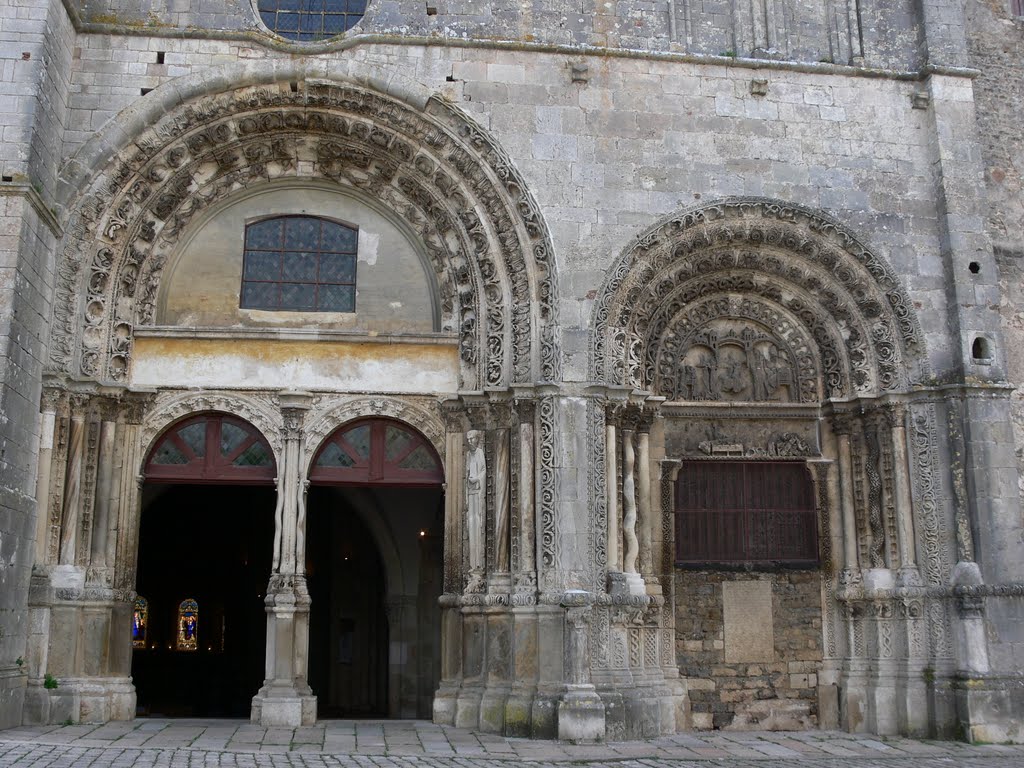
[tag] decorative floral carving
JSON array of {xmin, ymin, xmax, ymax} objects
[
  {"xmin": 50, "ymin": 83, "xmax": 559, "ymax": 391},
  {"xmin": 537, "ymin": 396, "xmax": 557, "ymax": 588},
  {"xmin": 591, "ymin": 198, "xmax": 928, "ymax": 402},
  {"xmin": 141, "ymin": 391, "xmax": 283, "ymax": 464}
]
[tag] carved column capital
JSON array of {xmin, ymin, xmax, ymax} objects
[
  {"xmin": 636, "ymin": 407, "xmax": 657, "ymax": 433},
  {"xmin": 94, "ymin": 394, "xmax": 123, "ymax": 423},
  {"xmin": 464, "ymin": 402, "xmax": 490, "ymax": 431},
  {"xmin": 68, "ymin": 392, "xmax": 91, "ymax": 415},
  {"xmin": 620, "ymin": 405, "xmax": 643, "ymax": 432},
  {"xmin": 605, "ymin": 401, "xmax": 626, "ymax": 426},
  {"xmin": 487, "ymin": 400, "xmax": 513, "ymax": 429},
  {"xmin": 514, "ymin": 397, "xmax": 536, "ymax": 423},
  {"xmin": 281, "ymin": 408, "xmax": 306, "ymax": 440},
  {"xmin": 440, "ymin": 398, "xmax": 467, "ymax": 433},
  {"xmin": 863, "ymin": 404, "xmax": 890, "ymax": 432},
  {"xmin": 120, "ymin": 391, "xmax": 154, "ymax": 425},
  {"xmin": 879, "ymin": 402, "xmax": 908, "ymax": 429},
  {"xmin": 830, "ymin": 411, "xmax": 859, "ymax": 436},
  {"xmin": 40, "ymin": 386, "xmax": 67, "ymax": 415}
]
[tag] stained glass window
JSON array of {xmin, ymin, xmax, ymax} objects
[
  {"xmin": 257, "ymin": 0, "xmax": 367, "ymax": 42},
  {"xmin": 145, "ymin": 413, "xmax": 276, "ymax": 483},
  {"xmin": 241, "ymin": 216, "xmax": 357, "ymax": 312},
  {"xmin": 132, "ymin": 597, "xmax": 149, "ymax": 649},
  {"xmin": 177, "ymin": 599, "xmax": 199, "ymax": 652},
  {"xmin": 311, "ymin": 418, "xmax": 443, "ymax": 485}
]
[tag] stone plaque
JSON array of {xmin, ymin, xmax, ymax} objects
[{"xmin": 723, "ymin": 581, "xmax": 774, "ymax": 663}]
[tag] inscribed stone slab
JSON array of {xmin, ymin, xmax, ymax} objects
[{"xmin": 723, "ymin": 580, "xmax": 774, "ymax": 663}]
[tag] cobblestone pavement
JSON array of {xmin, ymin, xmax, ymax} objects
[{"xmin": 1, "ymin": 720, "xmax": 1023, "ymax": 767}]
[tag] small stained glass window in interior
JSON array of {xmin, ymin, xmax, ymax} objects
[
  {"xmin": 176, "ymin": 598, "xmax": 199, "ymax": 652},
  {"xmin": 132, "ymin": 597, "xmax": 149, "ymax": 649},
  {"xmin": 241, "ymin": 216, "xmax": 357, "ymax": 312},
  {"xmin": 257, "ymin": 0, "xmax": 367, "ymax": 42}
]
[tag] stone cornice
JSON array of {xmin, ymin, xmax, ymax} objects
[{"xmin": 134, "ymin": 326, "xmax": 458, "ymax": 346}]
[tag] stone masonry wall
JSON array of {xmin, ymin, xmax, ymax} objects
[
  {"xmin": 973, "ymin": 2, "xmax": 1024, "ymax": 496},
  {"xmin": 674, "ymin": 570, "xmax": 823, "ymax": 730},
  {"xmin": 966, "ymin": 0, "xmax": 1024, "ymax": 259},
  {"xmin": 58, "ymin": 37, "xmax": 962, "ymax": 385},
  {"xmin": 70, "ymin": 0, "xmax": 924, "ymax": 70},
  {"xmin": 0, "ymin": 0, "xmax": 73, "ymax": 728}
]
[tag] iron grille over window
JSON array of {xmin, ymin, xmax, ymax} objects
[
  {"xmin": 256, "ymin": 0, "xmax": 367, "ymax": 42},
  {"xmin": 675, "ymin": 461, "xmax": 818, "ymax": 566},
  {"xmin": 241, "ymin": 215, "xmax": 357, "ymax": 313}
]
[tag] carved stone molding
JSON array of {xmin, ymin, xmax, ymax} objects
[
  {"xmin": 140, "ymin": 390, "xmax": 284, "ymax": 462},
  {"xmin": 50, "ymin": 81, "xmax": 559, "ymax": 391},
  {"xmin": 301, "ymin": 395, "xmax": 445, "ymax": 475},
  {"xmin": 590, "ymin": 198, "xmax": 928, "ymax": 401}
]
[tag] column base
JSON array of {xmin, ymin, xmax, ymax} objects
[
  {"xmin": 955, "ymin": 674, "xmax": 1024, "ymax": 743},
  {"xmin": 558, "ymin": 687, "xmax": 606, "ymax": 743},
  {"xmin": 250, "ymin": 686, "xmax": 316, "ymax": 727},
  {"xmin": 608, "ymin": 571, "xmax": 646, "ymax": 598},
  {"xmin": 22, "ymin": 676, "xmax": 134, "ymax": 725}
]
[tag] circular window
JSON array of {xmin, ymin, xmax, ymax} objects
[{"xmin": 256, "ymin": 0, "xmax": 366, "ymax": 42}]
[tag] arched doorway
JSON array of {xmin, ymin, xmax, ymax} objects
[
  {"xmin": 133, "ymin": 412, "xmax": 276, "ymax": 716},
  {"xmin": 306, "ymin": 418, "xmax": 444, "ymax": 718}
]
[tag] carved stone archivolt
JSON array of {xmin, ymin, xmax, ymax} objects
[
  {"xmin": 49, "ymin": 79, "xmax": 559, "ymax": 391},
  {"xmin": 140, "ymin": 390, "xmax": 284, "ymax": 461},
  {"xmin": 301, "ymin": 395, "xmax": 445, "ymax": 476},
  {"xmin": 590, "ymin": 198, "xmax": 928, "ymax": 400}
]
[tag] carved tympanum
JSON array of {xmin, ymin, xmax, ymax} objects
[
  {"xmin": 663, "ymin": 322, "xmax": 799, "ymax": 403},
  {"xmin": 51, "ymin": 81, "xmax": 559, "ymax": 390},
  {"xmin": 592, "ymin": 198, "xmax": 929, "ymax": 401}
]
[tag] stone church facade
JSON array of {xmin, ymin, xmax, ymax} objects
[{"xmin": 0, "ymin": 0, "xmax": 1022, "ymax": 743}]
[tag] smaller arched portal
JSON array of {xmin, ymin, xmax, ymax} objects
[
  {"xmin": 133, "ymin": 412, "xmax": 277, "ymax": 717},
  {"xmin": 588, "ymin": 198, "xmax": 938, "ymax": 735},
  {"xmin": 306, "ymin": 418, "xmax": 444, "ymax": 718}
]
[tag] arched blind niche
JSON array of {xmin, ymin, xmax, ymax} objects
[
  {"xmin": 144, "ymin": 413, "xmax": 276, "ymax": 484},
  {"xmin": 310, "ymin": 418, "xmax": 443, "ymax": 486}
]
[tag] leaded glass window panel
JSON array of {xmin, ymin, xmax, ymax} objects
[
  {"xmin": 145, "ymin": 413, "xmax": 276, "ymax": 483},
  {"xmin": 241, "ymin": 216, "xmax": 358, "ymax": 312},
  {"xmin": 399, "ymin": 445, "xmax": 440, "ymax": 472},
  {"xmin": 219, "ymin": 422, "xmax": 248, "ymax": 457},
  {"xmin": 257, "ymin": 0, "xmax": 367, "ymax": 42},
  {"xmin": 345, "ymin": 425, "xmax": 371, "ymax": 460},
  {"xmin": 317, "ymin": 441, "xmax": 356, "ymax": 468},
  {"xmin": 178, "ymin": 422, "xmax": 207, "ymax": 456},
  {"xmin": 311, "ymin": 418, "xmax": 443, "ymax": 485},
  {"xmin": 384, "ymin": 425, "xmax": 412, "ymax": 460},
  {"xmin": 234, "ymin": 442, "xmax": 272, "ymax": 467},
  {"xmin": 151, "ymin": 441, "xmax": 188, "ymax": 465}
]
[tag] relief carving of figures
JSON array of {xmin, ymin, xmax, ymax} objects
[
  {"xmin": 465, "ymin": 430, "xmax": 487, "ymax": 588},
  {"xmin": 672, "ymin": 324, "xmax": 796, "ymax": 403}
]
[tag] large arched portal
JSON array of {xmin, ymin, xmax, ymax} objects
[
  {"xmin": 134, "ymin": 412, "xmax": 277, "ymax": 716},
  {"xmin": 307, "ymin": 418, "xmax": 444, "ymax": 719}
]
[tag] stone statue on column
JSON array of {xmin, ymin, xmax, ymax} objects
[{"xmin": 466, "ymin": 429, "xmax": 486, "ymax": 590}]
